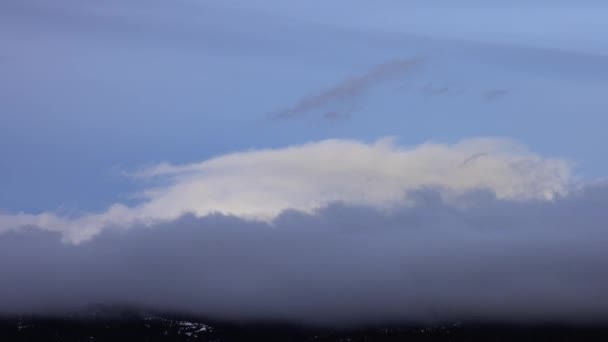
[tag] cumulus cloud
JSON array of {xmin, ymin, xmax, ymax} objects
[
  {"xmin": 0, "ymin": 138, "xmax": 571, "ymax": 243},
  {"xmin": 2, "ymin": 185, "xmax": 608, "ymax": 325}
]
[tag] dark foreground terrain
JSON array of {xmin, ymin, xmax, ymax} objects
[{"xmin": 2, "ymin": 311, "xmax": 608, "ymax": 342}]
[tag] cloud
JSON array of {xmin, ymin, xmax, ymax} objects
[
  {"xmin": 270, "ymin": 58, "xmax": 422, "ymax": 120},
  {"xmin": 0, "ymin": 137, "xmax": 571, "ymax": 243},
  {"xmin": 421, "ymin": 82, "xmax": 451, "ymax": 96},
  {"xmin": 2, "ymin": 185, "xmax": 608, "ymax": 325},
  {"xmin": 2, "ymin": 136, "xmax": 605, "ymax": 326},
  {"xmin": 483, "ymin": 88, "xmax": 511, "ymax": 102}
]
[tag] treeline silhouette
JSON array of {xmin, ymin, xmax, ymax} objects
[{"xmin": 2, "ymin": 312, "xmax": 608, "ymax": 341}]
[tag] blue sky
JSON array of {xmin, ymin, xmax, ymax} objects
[{"xmin": 2, "ymin": 0, "xmax": 608, "ymax": 214}]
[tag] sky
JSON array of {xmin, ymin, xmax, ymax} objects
[{"xmin": 1, "ymin": 0, "xmax": 608, "ymax": 325}]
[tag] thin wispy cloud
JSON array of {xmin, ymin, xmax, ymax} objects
[
  {"xmin": 483, "ymin": 88, "xmax": 511, "ymax": 102},
  {"xmin": 270, "ymin": 58, "xmax": 423, "ymax": 120}
]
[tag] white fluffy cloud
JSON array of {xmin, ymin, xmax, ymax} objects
[{"xmin": 0, "ymin": 137, "xmax": 571, "ymax": 243}]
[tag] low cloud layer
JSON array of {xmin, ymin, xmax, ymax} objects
[
  {"xmin": 0, "ymin": 138, "xmax": 570, "ymax": 243},
  {"xmin": 2, "ymin": 185, "xmax": 608, "ymax": 325},
  {"xmin": 0, "ymin": 137, "xmax": 606, "ymax": 325}
]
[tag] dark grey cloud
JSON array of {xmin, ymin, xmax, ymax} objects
[
  {"xmin": 2, "ymin": 185, "xmax": 608, "ymax": 326},
  {"xmin": 461, "ymin": 152, "xmax": 488, "ymax": 167},
  {"xmin": 270, "ymin": 58, "xmax": 422, "ymax": 121}
]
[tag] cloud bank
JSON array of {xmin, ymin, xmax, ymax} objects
[
  {"xmin": 0, "ymin": 138, "xmax": 571, "ymax": 243},
  {"xmin": 2, "ymin": 185, "xmax": 608, "ymax": 325},
  {"xmin": 2, "ymin": 136, "xmax": 607, "ymax": 325}
]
